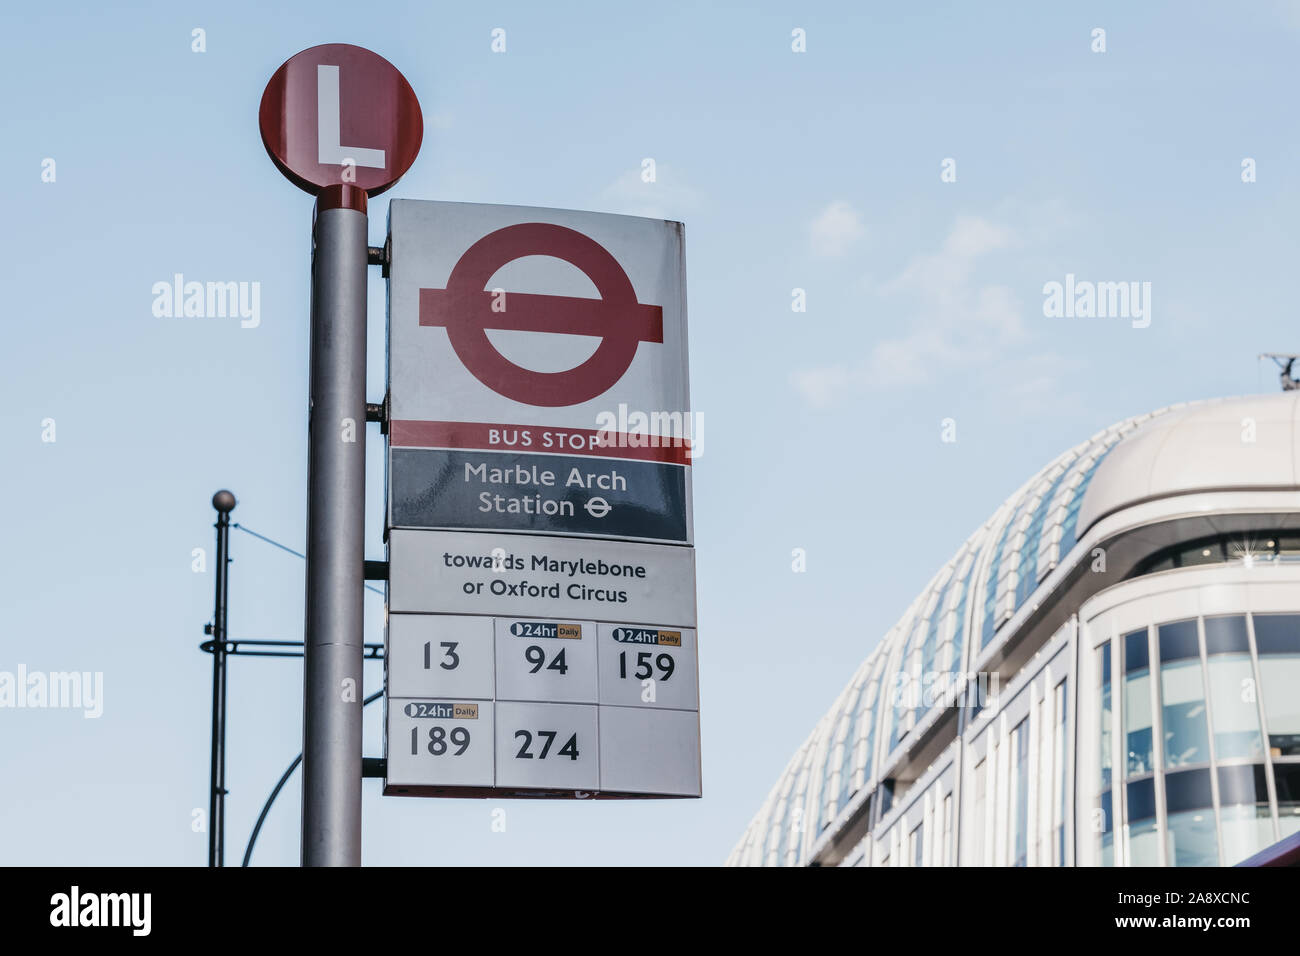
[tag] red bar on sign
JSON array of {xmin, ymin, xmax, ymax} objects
[{"xmin": 389, "ymin": 420, "xmax": 692, "ymax": 465}]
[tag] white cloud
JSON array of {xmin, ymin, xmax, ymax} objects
[
  {"xmin": 791, "ymin": 215, "xmax": 1025, "ymax": 405},
  {"xmin": 809, "ymin": 200, "xmax": 866, "ymax": 257},
  {"xmin": 789, "ymin": 366, "xmax": 852, "ymax": 407},
  {"xmin": 1277, "ymin": 0, "xmax": 1300, "ymax": 29}
]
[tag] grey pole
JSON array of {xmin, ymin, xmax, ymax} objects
[{"xmin": 302, "ymin": 183, "xmax": 369, "ymax": 866}]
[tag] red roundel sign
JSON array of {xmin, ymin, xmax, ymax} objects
[
  {"xmin": 259, "ymin": 43, "xmax": 422, "ymax": 196},
  {"xmin": 419, "ymin": 223, "xmax": 664, "ymax": 407}
]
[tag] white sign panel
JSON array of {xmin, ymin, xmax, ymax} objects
[
  {"xmin": 383, "ymin": 200, "xmax": 700, "ymax": 800},
  {"xmin": 386, "ymin": 199, "xmax": 694, "ymax": 545},
  {"xmin": 386, "ymin": 615, "xmax": 493, "ymax": 700},
  {"xmin": 387, "ymin": 529, "xmax": 697, "ymax": 628},
  {"xmin": 494, "ymin": 701, "xmax": 600, "ymax": 791},
  {"xmin": 494, "ymin": 617, "xmax": 598, "ymax": 704},
  {"xmin": 387, "ymin": 199, "xmax": 690, "ymax": 444},
  {"xmin": 599, "ymin": 707, "xmax": 701, "ymax": 797},
  {"xmin": 383, "ymin": 616, "xmax": 703, "ymax": 797},
  {"xmin": 596, "ymin": 624, "xmax": 698, "ymax": 711},
  {"xmin": 385, "ymin": 700, "xmax": 494, "ymax": 790}
]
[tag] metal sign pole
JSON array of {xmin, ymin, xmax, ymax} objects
[
  {"xmin": 258, "ymin": 43, "xmax": 421, "ymax": 863},
  {"xmin": 302, "ymin": 183, "xmax": 368, "ymax": 866},
  {"xmin": 208, "ymin": 489, "xmax": 236, "ymax": 867}
]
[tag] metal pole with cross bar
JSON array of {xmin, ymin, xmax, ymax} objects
[{"xmin": 207, "ymin": 489, "xmax": 236, "ymax": 867}]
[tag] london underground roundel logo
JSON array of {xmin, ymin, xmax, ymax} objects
[
  {"xmin": 418, "ymin": 223, "xmax": 664, "ymax": 407},
  {"xmin": 259, "ymin": 43, "xmax": 422, "ymax": 196}
]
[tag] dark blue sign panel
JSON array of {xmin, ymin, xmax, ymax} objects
[{"xmin": 390, "ymin": 448, "xmax": 688, "ymax": 542}]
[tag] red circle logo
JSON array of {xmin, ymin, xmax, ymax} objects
[
  {"xmin": 259, "ymin": 44, "xmax": 422, "ymax": 197},
  {"xmin": 419, "ymin": 223, "xmax": 664, "ymax": 407}
]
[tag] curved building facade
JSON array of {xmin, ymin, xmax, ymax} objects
[{"xmin": 729, "ymin": 392, "xmax": 1300, "ymax": 867}]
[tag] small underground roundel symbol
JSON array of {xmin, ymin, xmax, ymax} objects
[{"xmin": 418, "ymin": 223, "xmax": 663, "ymax": 407}]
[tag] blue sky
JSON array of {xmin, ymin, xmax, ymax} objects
[{"xmin": 3, "ymin": 0, "xmax": 1300, "ymax": 865}]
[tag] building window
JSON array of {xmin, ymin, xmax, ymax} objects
[
  {"xmin": 888, "ymin": 625, "xmax": 923, "ymax": 754},
  {"xmin": 916, "ymin": 574, "xmax": 954, "ymax": 730},
  {"xmin": 1218, "ymin": 764, "xmax": 1273, "ymax": 865},
  {"xmin": 1060, "ymin": 445, "xmax": 1115, "ymax": 555},
  {"xmin": 1098, "ymin": 643, "xmax": 1113, "ymax": 866},
  {"xmin": 1204, "ymin": 616, "xmax": 1264, "ymax": 760},
  {"xmin": 774, "ymin": 805, "xmax": 791, "ymax": 867},
  {"xmin": 877, "ymin": 779, "xmax": 894, "ymax": 818},
  {"xmin": 1274, "ymin": 764, "xmax": 1300, "ymax": 839},
  {"xmin": 834, "ymin": 659, "xmax": 885, "ymax": 824},
  {"xmin": 1158, "ymin": 620, "xmax": 1210, "ymax": 768},
  {"xmin": 948, "ymin": 558, "xmax": 976, "ymax": 682},
  {"xmin": 1011, "ymin": 718, "xmax": 1029, "ymax": 867},
  {"xmin": 1125, "ymin": 777, "xmax": 1161, "ymax": 866},
  {"xmin": 1098, "ymin": 788, "xmax": 1114, "ymax": 867},
  {"xmin": 1015, "ymin": 464, "xmax": 1074, "ymax": 611},
  {"xmin": 1053, "ymin": 678, "xmax": 1068, "ymax": 865},
  {"xmin": 1254, "ymin": 614, "xmax": 1300, "ymax": 757},
  {"xmin": 1128, "ymin": 531, "xmax": 1297, "ymax": 578},
  {"xmin": 1164, "ymin": 768, "xmax": 1218, "ymax": 866},
  {"xmin": 835, "ymin": 678, "xmax": 867, "ymax": 816},
  {"xmin": 981, "ymin": 515, "xmax": 1017, "ymax": 649},
  {"xmin": 1124, "ymin": 629, "xmax": 1155, "ymax": 775}
]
